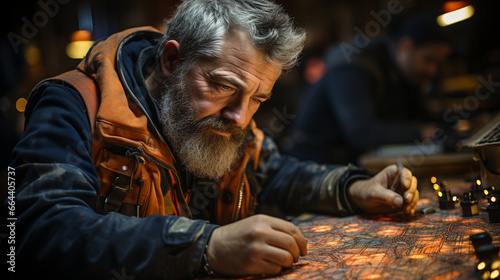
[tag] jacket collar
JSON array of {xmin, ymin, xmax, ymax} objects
[{"xmin": 79, "ymin": 27, "xmax": 167, "ymax": 143}]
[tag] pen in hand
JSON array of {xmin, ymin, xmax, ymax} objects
[{"xmin": 390, "ymin": 160, "xmax": 403, "ymax": 192}]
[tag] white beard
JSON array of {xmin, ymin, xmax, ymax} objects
[{"xmin": 158, "ymin": 69, "xmax": 247, "ymax": 180}]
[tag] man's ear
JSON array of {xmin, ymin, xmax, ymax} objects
[{"xmin": 160, "ymin": 40, "xmax": 181, "ymax": 77}]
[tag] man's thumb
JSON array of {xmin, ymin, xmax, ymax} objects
[
  {"xmin": 392, "ymin": 195, "xmax": 404, "ymax": 208},
  {"xmin": 379, "ymin": 187, "xmax": 403, "ymax": 208}
]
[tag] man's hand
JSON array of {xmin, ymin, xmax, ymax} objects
[
  {"xmin": 206, "ymin": 214, "xmax": 307, "ymax": 277},
  {"xmin": 348, "ymin": 164, "xmax": 419, "ymax": 215}
]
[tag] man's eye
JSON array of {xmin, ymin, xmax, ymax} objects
[
  {"xmin": 219, "ymin": 84, "xmax": 234, "ymax": 92},
  {"xmin": 252, "ymin": 98, "xmax": 266, "ymax": 104}
]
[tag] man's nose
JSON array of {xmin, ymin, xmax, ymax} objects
[{"xmin": 221, "ymin": 96, "xmax": 249, "ymax": 127}]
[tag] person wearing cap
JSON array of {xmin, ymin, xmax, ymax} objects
[{"xmin": 286, "ymin": 14, "xmax": 452, "ymax": 165}]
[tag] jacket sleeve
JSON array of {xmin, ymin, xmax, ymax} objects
[
  {"xmin": 10, "ymin": 83, "xmax": 217, "ymax": 279},
  {"xmin": 256, "ymin": 136, "xmax": 370, "ymax": 218}
]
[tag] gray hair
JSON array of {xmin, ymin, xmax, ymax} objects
[{"xmin": 157, "ymin": 0, "xmax": 306, "ymax": 73}]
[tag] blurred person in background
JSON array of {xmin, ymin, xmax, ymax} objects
[{"xmin": 286, "ymin": 14, "xmax": 451, "ymax": 165}]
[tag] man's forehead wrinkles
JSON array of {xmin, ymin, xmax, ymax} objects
[
  {"xmin": 225, "ymin": 49, "xmax": 272, "ymax": 76},
  {"xmin": 228, "ymin": 60, "xmax": 277, "ymax": 88},
  {"xmin": 211, "ymin": 62, "xmax": 264, "ymax": 89},
  {"xmin": 210, "ymin": 70, "xmax": 247, "ymax": 88}
]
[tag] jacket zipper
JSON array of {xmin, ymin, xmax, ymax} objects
[
  {"xmin": 108, "ymin": 142, "xmax": 193, "ymax": 218},
  {"xmin": 232, "ymin": 159, "xmax": 250, "ymax": 222},
  {"xmin": 232, "ymin": 179, "xmax": 245, "ymax": 222}
]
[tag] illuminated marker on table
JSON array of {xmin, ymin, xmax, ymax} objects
[{"xmin": 431, "ymin": 176, "xmax": 437, "ymax": 184}]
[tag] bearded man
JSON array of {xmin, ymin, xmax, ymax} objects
[{"xmin": 10, "ymin": 0, "xmax": 418, "ymax": 279}]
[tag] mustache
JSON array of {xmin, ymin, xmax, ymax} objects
[{"xmin": 196, "ymin": 115, "xmax": 248, "ymax": 139}]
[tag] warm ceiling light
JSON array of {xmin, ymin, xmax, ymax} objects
[
  {"xmin": 443, "ymin": 1, "xmax": 469, "ymax": 13},
  {"xmin": 66, "ymin": 30, "xmax": 94, "ymax": 59},
  {"xmin": 437, "ymin": 3, "xmax": 475, "ymax": 27},
  {"xmin": 66, "ymin": 40, "xmax": 94, "ymax": 59},
  {"xmin": 70, "ymin": 30, "xmax": 92, "ymax": 42}
]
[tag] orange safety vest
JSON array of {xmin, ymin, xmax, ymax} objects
[{"xmin": 43, "ymin": 27, "xmax": 264, "ymax": 225}]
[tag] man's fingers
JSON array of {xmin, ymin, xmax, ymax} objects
[
  {"xmin": 385, "ymin": 164, "xmax": 412, "ymax": 192},
  {"xmin": 262, "ymin": 244, "xmax": 295, "ymax": 268},
  {"xmin": 262, "ymin": 230, "xmax": 299, "ymax": 262},
  {"xmin": 403, "ymin": 176, "xmax": 419, "ymax": 215},
  {"xmin": 370, "ymin": 185, "xmax": 404, "ymax": 208},
  {"xmin": 260, "ymin": 260, "xmax": 285, "ymax": 276},
  {"xmin": 404, "ymin": 176, "xmax": 418, "ymax": 202},
  {"xmin": 398, "ymin": 175, "xmax": 419, "ymax": 215},
  {"xmin": 271, "ymin": 220, "xmax": 308, "ymax": 257},
  {"xmin": 387, "ymin": 166, "xmax": 419, "ymax": 209},
  {"xmin": 404, "ymin": 189, "xmax": 419, "ymax": 215},
  {"xmin": 400, "ymin": 168, "xmax": 413, "ymax": 190}
]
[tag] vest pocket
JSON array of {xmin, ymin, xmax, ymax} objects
[{"xmin": 94, "ymin": 146, "xmax": 147, "ymax": 217}]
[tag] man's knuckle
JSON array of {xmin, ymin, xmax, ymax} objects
[
  {"xmin": 253, "ymin": 214, "xmax": 269, "ymax": 222},
  {"xmin": 247, "ymin": 246, "xmax": 261, "ymax": 262},
  {"xmin": 249, "ymin": 226, "xmax": 268, "ymax": 240}
]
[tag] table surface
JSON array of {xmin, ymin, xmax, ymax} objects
[{"xmin": 219, "ymin": 177, "xmax": 500, "ymax": 280}]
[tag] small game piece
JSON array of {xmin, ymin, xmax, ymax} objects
[
  {"xmin": 472, "ymin": 179, "xmax": 483, "ymax": 197},
  {"xmin": 475, "ymin": 244, "xmax": 499, "ymax": 263},
  {"xmin": 418, "ymin": 206, "xmax": 436, "ymax": 215},
  {"xmin": 470, "ymin": 232, "xmax": 493, "ymax": 250},
  {"xmin": 471, "ymin": 232, "xmax": 500, "ymax": 279},
  {"xmin": 487, "ymin": 193, "xmax": 500, "ymax": 223},
  {"xmin": 438, "ymin": 189, "xmax": 456, "ymax": 210},
  {"xmin": 461, "ymin": 191, "xmax": 479, "ymax": 217}
]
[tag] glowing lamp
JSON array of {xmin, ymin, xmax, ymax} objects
[
  {"xmin": 443, "ymin": 1, "xmax": 469, "ymax": 13},
  {"xmin": 437, "ymin": 2, "xmax": 475, "ymax": 27},
  {"xmin": 70, "ymin": 30, "xmax": 91, "ymax": 41},
  {"xmin": 478, "ymin": 262, "xmax": 486, "ymax": 271},
  {"xmin": 66, "ymin": 30, "xmax": 94, "ymax": 59},
  {"xmin": 493, "ymin": 260, "xmax": 500, "ymax": 270},
  {"xmin": 16, "ymin": 98, "xmax": 27, "ymax": 112}
]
